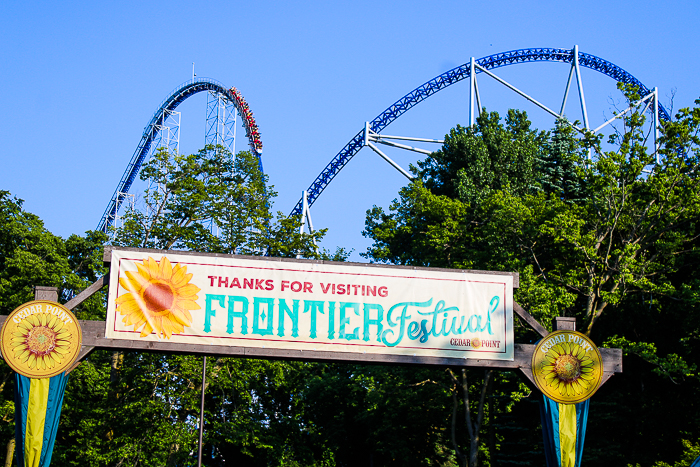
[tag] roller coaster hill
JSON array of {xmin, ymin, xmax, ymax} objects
[
  {"xmin": 97, "ymin": 78, "xmax": 263, "ymax": 233},
  {"xmin": 98, "ymin": 47, "xmax": 670, "ymax": 236}
]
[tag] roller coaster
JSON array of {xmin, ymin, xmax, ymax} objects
[
  {"xmin": 97, "ymin": 78, "xmax": 263, "ymax": 232},
  {"xmin": 98, "ymin": 46, "xmax": 669, "ymax": 233}
]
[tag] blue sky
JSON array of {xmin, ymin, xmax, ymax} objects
[{"xmin": 2, "ymin": 1, "xmax": 699, "ymax": 260}]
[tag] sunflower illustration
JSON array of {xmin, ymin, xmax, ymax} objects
[
  {"xmin": 10, "ymin": 313, "xmax": 73, "ymax": 370},
  {"xmin": 539, "ymin": 341, "xmax": 597, "ymax": 397},
  {"xmin": 116, "ymin": 256, "xmax": 201, "ymax": 339},
  {"xmin": 532, "ymin": 331, "xmax": 603, "ymax": 403}
]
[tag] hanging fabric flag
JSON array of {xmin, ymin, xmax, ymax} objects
[
  {"xmin": 540, "ymin": 396, "xmax": 589, "ymax": 467},
  {"xmin": 1, "ymin": 300, "xmax": 83, "ymax": 467},
  {"xmin": 14, "ymin": 373, "xmax": 70, "ymax": 467},
  {"xmin": 531, "ymin": 330, "xmax": 603, "ymax": 466}
]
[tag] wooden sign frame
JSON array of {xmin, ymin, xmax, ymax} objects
[{"xmin": 0, "ymin": 247, "xmax": 622, "ymax": 389}]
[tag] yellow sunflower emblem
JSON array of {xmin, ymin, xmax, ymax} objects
[
  {"xmin": 116, "ymin": 256, "xmax": 201, "ymax": 339},
  {"xmin": 11, "ymin": 313, "xmax": 72, "ymax": 370},
  {"xmin": 0, "ymin": 300, "xmax": 82, "ymax": 378},
  {"xmin": 532, "ymin": 331, "xmax": 603, "ymax": 404}
]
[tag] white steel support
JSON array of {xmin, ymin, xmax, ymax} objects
[
  {"xmin": 153, "ymin": 109, "xmax": 181, "ymax": 155},
  {"xmin": 299, "ymin": 191, "xmax": 315, "ymax": 235},
  {"xmin": 206, "ymin": 91, "xmax": 237, "ymax": 154},
  {"xmin": 574, "ymin": 45, "xmax": 590, "ymax": 131},
  {"xmin": 638, "ymin": 98, "xmax": 653, "ymax": 118},
  {"xmin": 149, "ymin": 109, "xmax": 181, "ymax": 199},
  {"xmin": 475, "ymin": 63, "xmax": 580, "ymax": 129},
  {"xmin": 372, "ymin": 138, "xmax": 436, "ymax": 155},
  {"xmin": 367, "ymin": 142, "xmax": 415, "ymax": 180},
  {"xmin": 653, "ymin": 87, "xmax": 660, "ymax": 163},
  {"xmin": 474, "ymin": 74, "xmax": 482, "ymax": 117},
  {"xmin": 207, "ymin": 91, "xmax": 224, "ymax": 147},
  {"xmin": 591, "ymin": 92, "xmax": 656, "ymax": 134},
  {"xmin": 363, "ymin": 122, "xmax": 419, "ymax": 180},
  {"xmin": 560, "ymin": 63, "xmax": 575, "ymax": 116},
  {"xmin": 111, "ymin": 192, "xmax": 135, "ymax": 238},
  {"xmin": 297, "ymin": 191, "xmax": 316, "ymax": 259},
  {"xmin": 367, "ymin": 133, "xmax": 444, "ymax": 144},
  {"xmin": 365, "ymin": 126, "xmax": 443, "ymax": 155},
  {"xmin": 470, "ymin": 57, "xmax": 476, "ymax": 126}
]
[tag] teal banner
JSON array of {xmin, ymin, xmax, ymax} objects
[
  {"xmin": 14, "ymin": 372, "xmax": 69, "ymax": 467},
  {"xmin": 540, "ymin": 395, "xmax": 589, "ymax": 467}
]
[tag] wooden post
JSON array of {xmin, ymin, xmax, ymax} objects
[
  {"xmin": 33, "ymin": 286, "xmax": 58, "ymax": 302},
  {"xmin": 553, "ymin": 317, "xmax": 576, "ymax": 331},
  {"xmin": 4, "ymin": 438, "xmax": 14, "ymax": 467}
]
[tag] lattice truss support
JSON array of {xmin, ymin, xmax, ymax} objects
[
  {"xmin": 110, "ymin": 192, "xmax": 135, "ymax": 238},
  {"xmin": 152, "ymin": 108, "xmax": 181, "ymax": 156},
  {"xmin": 203, "ymin": 91, "xmax": 243, "ymax": 241},
  {"xmin": 298, "ymin": 126, "xmax": 444, "ymax": 236},
  {"xmin": 292, "ymin": 45, "xmax": 670, "ymax": 223},
  {"xmin": 99, "ymin": 78, "xmax": 264, "ymax": 233},
  {"xmin": 299, "ymin": 46, "xmax": 664, "ymax": 237},
  {"xmin": 467, "ymin": 45, "xmax": 661, "ymax": 162},
  {"xmin": 109, "ymin": 109, "xmax": 180, "ymax": 239},
  {"xmin": 107, "ymin": 89, "xmax": 242, "ymax": 237},
  {"xmin": 205, "ymin": 90, "xmax": 237, "ymax": 154},
  {"xmin": 297, "ymin": 190, "xmax": 318, "ymax": 250},
  {"xmin": 143, "ymin": 109, "xmax": 181, "ymax": 218}
]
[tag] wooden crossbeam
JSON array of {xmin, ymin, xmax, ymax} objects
[
  {"xmin": 7, "ymin": 269, "xmax": 622, "ymax": 388},
  {"xmin": 0, "ymin": 314, "xmax": 622, "ymax": 388}
]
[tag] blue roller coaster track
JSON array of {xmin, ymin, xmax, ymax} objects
[
  {"xmin": 98, "ymin": 78, "xmax": 263, "ymax": 232},
  {"xmin": 290, "ymin": 47, "xmax": 670, "ymax": 216}
]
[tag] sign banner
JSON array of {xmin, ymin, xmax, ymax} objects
[{"xmin": 105, "ymin": 248, "xmax": 515, "ymax": 361}]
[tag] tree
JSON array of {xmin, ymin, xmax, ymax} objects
[
  {"xmin": 0, "ymin": 191, "xmax": 107, "ymax": 466},
  {"xmin": 0, "ymin": 145, "xmax": 356, "ymax": 467},
  {"xmin": 418, "ymin": 110, "xmax": 546, "ymax": 204},
  {"xmin": 113, "ymin": 145, "xmax": 325, "ymax": 258},
  {"xmin": 363, "ymin": 100, "xmax": 700, "ymax": 465},
  {"xmin": 0, "ymin": 191, "xmax": 106, "ymax": 315},
  {"xmin": 363, "ymin": 110, "xmax": 562, "ymax": 466},
  {"xmin": 74, "ymin": 145, "xmax": 340, "ymax": 466}
]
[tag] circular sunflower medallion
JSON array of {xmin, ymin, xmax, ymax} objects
[
  {"xmin": 1, "ymin": 300, "xmax": 82, "ymax": 378},
  {"xmin": 532, "ymin": 330, "xmax": 603, "ymax": 404}
]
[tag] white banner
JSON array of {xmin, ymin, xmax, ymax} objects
[{"xmin": 105, "ymin": 248, "xmax": 514, "ymax": 361}]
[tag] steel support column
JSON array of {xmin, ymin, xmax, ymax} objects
[
  {"xmin": 205, "ymin": 91, "xmax": 237, "ymax": 154},
  {"xmin": 469, "ymin": 57, "xmax": 476, "ymax": 126}
]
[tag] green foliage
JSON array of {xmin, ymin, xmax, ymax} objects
[
  {"xmin": 363, "ymin": 99, "xmax": 700, "ymax": 465},
  {"xmin": 303, "ymin": 364, "xmax": 458, "ymax": 466},
  {"xmin": 0, "ymin": 144, "xmax": 337, "ymax": 466},
  {"xmin": 112, "ymin": 145, "xmax": 325, "ymax": 258},
  {"xmin": 651, "ymin": 440, "xmax": 700, "ymax": 467},
  {"xmin": 604, "ymin": 335, "xmax": 697, "ymax": 383},
  {"xmin": 0, "ymin": 191, "xmax": 108, "ymax": 464},
  {"xmin": 417, "ymin": 110, "xmax": 545, "ymax": 204},
  {"xmin": 538, "ymin": 119, "xmax": 588, "ymax": 202},
  {"xmin": 3, "ymin": 93, "xmax": 700, "ymax": 466},
  {"xmin": 0, "ymin": 191, "xmax": 107, "ymax": 316}
]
